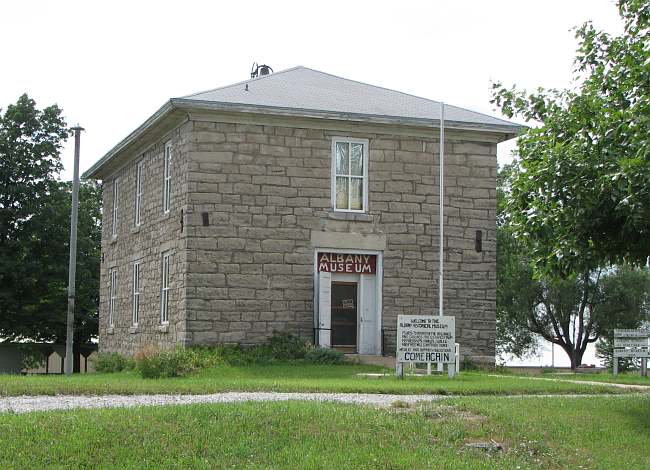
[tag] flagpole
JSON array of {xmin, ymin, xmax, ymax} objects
[
  {"xmin": 439, "ymin": 102, "xmax": 445, "ymax": 318},
  {"xmin": 437, "ymin": 102, "xmax": 445, "ymax": 373}
]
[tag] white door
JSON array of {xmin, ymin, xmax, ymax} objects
[
  {"xmin": 318, "ymin": 271, "xmax": 331, "ymax": 347},
  {"xmin": 358, "ymin": 274, "xmax": 379, "ymax": 354}
]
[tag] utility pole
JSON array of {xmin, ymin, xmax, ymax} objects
[{"xmin": 64, "ymin": 126, "xmax": 84, "ymax": 376}]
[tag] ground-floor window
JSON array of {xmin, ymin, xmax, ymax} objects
[
  {"xmin": 160, "ymin": 252, "xmax": 171, "ymax": 324},
  {"xmin": 109, "ymin": 267, "xmax": 117, "ymax": 327},
  {"xmin": 132, "ymin": 261, "xmax": 141, "ymax": 326}
]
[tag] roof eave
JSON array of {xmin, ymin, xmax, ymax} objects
[
  {"xmin": 173, "ymin": 98, "xmax": 523, "ymax": 136},
  {"xmin": 84, "ymin": 99, "xmax": 524, "ymax": 179},
  {"xmin": 82, "ymin": 100, "xmax": 176, "ymax": 179}
]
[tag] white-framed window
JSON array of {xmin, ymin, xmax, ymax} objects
[
  {"xmin": 109, "ymin": 267, "xmax": 117, "ymax": 327},
  {"xmin": 162, "ymin": 141, "xmax": 172, "ymax": 213},
  {"xmin": 160, "ymin": 251, "xmax": 171, "ymax": 324},
  {"xmin": 111, "ymin": 178, "xmax": 119, "ymax": 236},
  {"xmin": 134, "ymin": 160, "xmax": 144, "ymax": 227},
  {"xmin": 132, "ymin": 261, "xmax": 141, "ymax": 326},
  {"xmin": 331, "ymin": 137, "xmax": 369, "ymax": 212}
]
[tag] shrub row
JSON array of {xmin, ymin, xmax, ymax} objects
[{"xmin": 92, "ymin": 332, "xmax": 345, "ymax": 379}]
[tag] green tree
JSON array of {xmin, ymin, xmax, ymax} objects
[
  {"xmin": 491, "ymin": 0, "xmax": 650, "ymax": 276},
  {"xmin": 0, "ymin": 95, "xmax": 100, "ymax": 371},
  {"xmin": 595, "ymin": 267, "xmax": 650, "ymax": 370},
  {"xmin": 497, "ymin": 165, "xmax": 540, "ymax": 358},
  {"xmin": 497, "ymin": 166, "xmax": 650, "ymax": 368}
]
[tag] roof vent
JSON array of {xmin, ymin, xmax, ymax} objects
[{"xmin": 251, "ymin": 62, "xmax": 273, "ymax": 79}]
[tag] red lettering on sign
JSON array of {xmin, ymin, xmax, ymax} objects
[{"xmin": 317, "ymin": 253, "xmax": 376, "ymax": 274}]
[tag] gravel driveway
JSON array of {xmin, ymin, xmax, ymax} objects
[{"xmin": 0, "ymin": 392, "xmax": 443, "ymax": 414}]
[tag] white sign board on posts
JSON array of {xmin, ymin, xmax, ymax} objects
[
  {"xmin": 612, "ymin": 328, "xmax": 649, "ymax": 376},
  {"xmin": 614, "ymin": 329, "xmax": 649, "ymax": 338},
  {"xmin": 397, "ymin": 315, "xmax": 455, "ymax": 363},
  {"xmin": 614, "ymin": 338, "xmax": 649, "ymax": 348},
  {"xmin": 614, "ymin": 348, "xmax": 650, "ymax": 358}
]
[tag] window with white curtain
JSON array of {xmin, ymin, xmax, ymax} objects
[{"xmin": 331, "ymin": 138, "xmax": 368, "ymax": 212}]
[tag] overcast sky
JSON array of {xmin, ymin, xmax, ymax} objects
[
  {"xmin": 2, "ymin": 0, "xmax": 623, "ymax": 179},
  {"xmin": 1, "ymin": 0, "xmax": 625, "ymax": 366}
]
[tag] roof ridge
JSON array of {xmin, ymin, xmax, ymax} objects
[{"xmin": 181, "ymin": 65, "xmax": 306, "ymax": 99}]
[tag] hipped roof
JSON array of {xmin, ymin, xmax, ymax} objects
[{"xmin": 84, "ymin": 66, "xmax": 522, "ymax": 179}]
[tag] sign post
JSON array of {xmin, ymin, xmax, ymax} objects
[
  {"xmin": 396, "ymin": 315, "xmax": 456, "ymax": 378},
  {"xmin": 613, "ymin": 329, "xmax": 649, "ymax": 377}
]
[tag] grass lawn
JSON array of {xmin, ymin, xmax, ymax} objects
[
  {"xmin": 544, "ymin": 372, "xmax": 650, "ymax": 386},
  {"xmin": 1, "ymin": 395, "xmax": 648, "ymax": 469},
  {"xmin": 0, "ymin": 364, "xmax": 636, "ymax": 397}
]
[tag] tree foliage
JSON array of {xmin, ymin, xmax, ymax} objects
[
  {"xmin": 0, "ymin": 95, "xmax": 101, "ymax": 351},
  {"xmin": 492, "ymin": 0, "xmax": 650, "ymax": 276},
  {"xmin": 497, "ymin": 166, "xmax": 650, "ymax": 368}
]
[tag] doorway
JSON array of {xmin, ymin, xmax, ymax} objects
[{"xmin": 331, "ymin": 281, "xmax": 358, "ymax": 351}]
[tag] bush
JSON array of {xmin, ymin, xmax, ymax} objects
[
  {"xmin": 268, "ymin": 331, "xmax": 308, "ymax": 360},
  {"xmin": 212, "ymin": 332, "xmax": 310, "ymax": 366},
  {"xmin": 134, "ymin": 346, "xmax": 194, "ymax": 379},
  {"xmin": 133, "ymin": 345, "xmax": 224, "ymax": 379},
  {"xmin": 92, "ymin": 352, "xmax": 133, "ymax": 373},
  {"xmin": 460, "ymin": 356, "xmax": 479, "ymax": 371},
  {"xmin": 305, "ymin": 347, "xmax": 345, "ymax": 364}
]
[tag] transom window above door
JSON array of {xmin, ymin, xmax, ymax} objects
[{"xmin": 331, "ymin": 138, "xmax": 368, "ymax": 212}]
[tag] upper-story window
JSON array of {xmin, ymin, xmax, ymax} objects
[
  {"xmin": 331, "ymin": 138, "xmax": 368, "ymax": 212},
  {"xmin": 134, "ymin": 159, "xmax": 144, "ymax": 227},
  {"xmin": 111, "ymin": 178, "xmax": 119, "ymax": 237},
  {"xmin": 163, "ymin": 141, "xmax": 172, "ymax": 213}
]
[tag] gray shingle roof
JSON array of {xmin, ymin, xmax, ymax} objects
[
  {"xmin": 84, "ymin": 66, "xmax": 522, "ymax": 179},
  {"xmin": 179, "ymin": 66, "xmax": 519, "ymax": 129}
]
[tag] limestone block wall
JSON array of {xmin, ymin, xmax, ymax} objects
[
  {"xmin": 182, "ymin": 117, "xmax": 497, "ymax": 364},
  {"xmin": 98, "ymin": 121, "xmax": 191, "ymax": 355}
]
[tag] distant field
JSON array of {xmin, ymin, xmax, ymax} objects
[
  {"xmin": 0, "ymin": 364, "xmax": 636, "ymax": 397},
  {"xmin": 1, "ymin": 396, "xmax": 648, "ymax": 469}
]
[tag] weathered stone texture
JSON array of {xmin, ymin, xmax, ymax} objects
[
  {"xmin": 98, "ymin": 121, "xmax": 191, "ymax": 355},
  {"xmin": 182, "ymin": 119, "xmax": 497, "ymax": 363},
  {"xmin": 100, "ymin": 115, "xmax": 497, "ymax": 364}
]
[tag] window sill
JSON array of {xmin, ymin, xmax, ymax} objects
[
  {"xmin": 129, "ymin": 326, "xmax": 139, "ymax": 334},
  {"xmin": 107, "ymin": 327, "xmax": 114, "ymax": 335},
  {"xmin": 131, "ymin": 226, "xmax": 141, "ymax": 234},
  {"xmin": 110, "ymin": 235, "xmax": 118, "ymax": 244},
  {"xmin": 158, "ymin": 324, "xmax": 169, "ymax": 333},
  {"xmin": 327, "ymin": 212, "xmax": 373, "ymax": 223}
]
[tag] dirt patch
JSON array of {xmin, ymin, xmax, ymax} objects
[{"xmin": 419, "ymin": 403, "xmax": 487, "ymax": 422}]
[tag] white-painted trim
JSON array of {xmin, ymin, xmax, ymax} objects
[
  {"xmin": 134, "ymin": 159, "xmax": 144, "ymax": 227},
  {"xmin": 111, "ymin": 178, "xmax": 120, "ymax": 237},
  {"xmin": 132, "ymin": 260, "xmax": 141, "ymax": 327},
  {"xmin": 313, "ymin": 248, "xmax": 383, "ymax": 354},
  {"xmin": 330, "ymin": 137, "xmax": 369, "ymax": 213},
  {"xmin": 108, "ymin": 267, "xmax": 117, "ymax": 328},
  {"xmin": 160, "ymin": 251, "xmax": 171, "ymax": 325},
  {"xmin": 162, "ymin": 141, "xmax": 172, "ymax": 214}
]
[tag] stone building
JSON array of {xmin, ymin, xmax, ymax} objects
[{"xmin": 83, "ymin": 66, "xmax": 520, "ymax": 364}]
